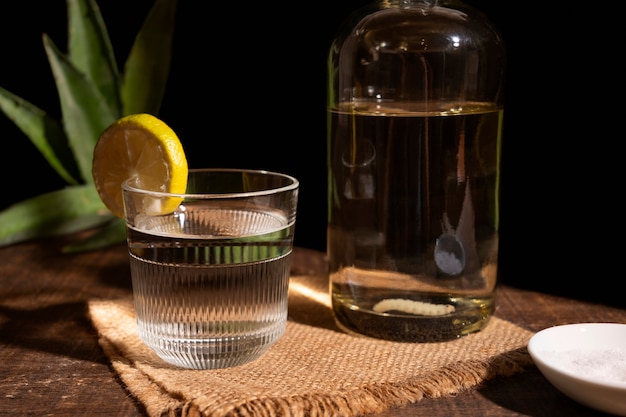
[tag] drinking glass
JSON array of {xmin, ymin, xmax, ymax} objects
[{"xmin": 122, "ymin": 168, "xmax": 299, "ymax": 369}]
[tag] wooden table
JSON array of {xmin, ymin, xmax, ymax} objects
[{"xmin": 1, "ymin": 236, "xmax": 624, "ymax": 416}]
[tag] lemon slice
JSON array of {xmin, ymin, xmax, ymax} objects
[{"xmin": 92, "ymin": 113, "xmax": 188, "ymax": 218}]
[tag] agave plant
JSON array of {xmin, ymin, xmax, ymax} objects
[{"xmin": 0, "ymin": 0, "xmax": 177, "ymax": 252}]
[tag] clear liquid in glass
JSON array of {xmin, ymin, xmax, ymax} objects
[{"xmin": 127, "ymin": 205, "xmax": 293, "ymax": 369}]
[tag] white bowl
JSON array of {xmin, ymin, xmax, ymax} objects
[{"xmin": 527, "ymin": 323, "xmax": 626, "ymax": 416}]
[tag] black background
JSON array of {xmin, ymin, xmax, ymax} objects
[{"xmin": 0, "ymin": 1, "xmax": 620, "ymax": 307}]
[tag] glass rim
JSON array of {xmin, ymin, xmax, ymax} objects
[{"xmin": 121, "ymin": 168, "xmax": 299, "ymax": 199}]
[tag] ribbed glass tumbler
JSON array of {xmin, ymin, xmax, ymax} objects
[{"xmin": 122, "ymin": 168, "xmax": 299, "ymax": 369}]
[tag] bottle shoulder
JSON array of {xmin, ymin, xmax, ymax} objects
[{"xmin": 332, "ymin": 1, "xmax": 504, "ymax": 51}]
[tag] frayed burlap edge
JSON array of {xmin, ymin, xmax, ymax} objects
[
  {"xmin": 173, "ymin": 348, "xmax": 532, "ymax": 417},
  {"xmin": 181, "ymin": 348, "xmax": 532, "ymax": 417}
]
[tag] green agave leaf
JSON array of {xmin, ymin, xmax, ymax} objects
[
  {"xmin": 0, "ymin": 86, "xmax": 80, "ymax": 185},
  {"xmin": 0, "ymin": 185, "xmax": 113, "ymax": 248},
  {"xmin": 62, "ymin": 216, "xmax": 126, "ymax": 253},
  {"xmin": 122, "ymin": 0, "xmax": 177, "ymax": 115},
  {"xmin": 43, "ymin": 33, "xmax": 118, "ymax": 184},
  {"xmin": 67, "ymin": 0, "xmax": 122, "ymax": 117}
]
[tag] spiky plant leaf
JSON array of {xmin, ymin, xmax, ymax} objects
[
  {"xmin": 61, "ymin": 216, "xmax": 126, "ymax": 253},
  {"xmin": 0, "ymin": 185, "xmax": 113, "ymax": 247},
  {"xmin": 67, "ymin": 0, "xmax": 122, "ymax": 115},
  {"xmin": 0, "ymin": 87, "xmax": 80, "ymax": 185},
  {"xmin": 122, "ymin": 0, "xmax": 177, "ymax": 115},
  {"xmin": 44, "ymin": 33, "xmax": 118, "ymax": 184}
]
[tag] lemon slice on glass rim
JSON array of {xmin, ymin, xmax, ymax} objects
[{"xmin": 92, "ymin": 113, "xmax": 188, "ymax": 218}]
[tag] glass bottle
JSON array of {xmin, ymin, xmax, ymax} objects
[{"xmin": 327, "ymin": 0, "xmax": 505, "ymax": 342}]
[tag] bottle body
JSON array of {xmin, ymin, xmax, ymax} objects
[{"xmin": 327, "ymin": 0, "xmax": 505, "ymax": 342}]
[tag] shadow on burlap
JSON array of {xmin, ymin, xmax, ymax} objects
[{"xmin": 88, "ymin": 273, "xmax": 535, "ymax": 417}]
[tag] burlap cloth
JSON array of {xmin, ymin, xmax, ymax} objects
[{"xmin": 88, "ymin": 272, "xmax": 534, "ymax": 417}]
